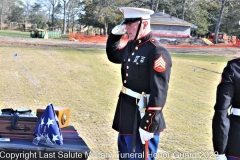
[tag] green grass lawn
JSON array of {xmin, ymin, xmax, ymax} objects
[
  {"xmin": 0, "ymin": 30, "xmax": 31, "ymax": 38},
  {"xmin": 0, "ymin": 30, "xmax": 64, "ymax": 39},
  {"xmin": 0, "ymin": 45, "xmax": 233, "ymax": 159}
]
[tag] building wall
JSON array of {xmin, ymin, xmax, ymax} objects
[{"xmin": 150, "ymin": 24, "xmax": 191, "ymax": 40}]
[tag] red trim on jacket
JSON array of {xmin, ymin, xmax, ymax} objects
[
  {"xmin": 147, "ymin": 111, "xmax": 155, "ymax": 131},
  {"xmin": 147, "ymin": 107, "xmax": 162, "ymax": 111}
]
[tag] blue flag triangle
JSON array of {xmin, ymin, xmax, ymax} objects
[{"xmin": 33, "ymin": 103, "xmax": 63, "ymax": 145}]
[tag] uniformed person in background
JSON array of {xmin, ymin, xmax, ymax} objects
[
  {"xmin": 212, "ymin": 58, "xmax": 240, "ymax": 160},
  {"xmin": 106, "ymin": 7, "xmax": 172, "ymax": 160}
]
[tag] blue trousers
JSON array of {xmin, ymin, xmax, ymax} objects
[
  {"xmin": 227, "ymin": 156, "xmax": 240, "ymax": 160},
  {"xmin": 118, "ymin": 133, "xmax": 160, "ymax": 160}
]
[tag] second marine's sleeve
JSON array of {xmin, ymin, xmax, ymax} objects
[
  {"xmin": 140, "ymin": 43, "xmax": 172, "ymax": 132},
  {"xmin": 106, "ymin": 32, "xmax": 125, "ymax": 64},
  {"xmin": 212, "ymin": 61, "xmax": 234, "ymax": 154}
]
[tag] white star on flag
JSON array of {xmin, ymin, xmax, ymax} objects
[
  {"xmin": 40, "ymin": 118, "xmax": 45, "ymax": 127},
  {"xmin": 52, "ymin": 134, "xmax": 59, "ymax": 143},
  {"xmin": 47, "ymin": 118, "xmax": 54, "ymax": 128}
]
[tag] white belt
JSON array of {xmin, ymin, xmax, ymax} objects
[
  {"xmin": 121, "ymin": 86, "xmax": 141, "ymax": 99},
  {"xmin": 231, "ymin": 108, "xmax": 240, "ymax": 116},
  {"xmin": 121, "ymin": 86, "xmax": 150, "ymax": 118}
]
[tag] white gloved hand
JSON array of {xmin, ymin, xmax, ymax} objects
[
  {"xmin": 216, "ymin": 154, "xmax": 227, "ymax": 160},
  {"xmin": 111, "ymin": 24, "xmax": 126, "ymax": 35},
  {"xmin": 139, "ymin": 128, "xmax": 154, "ymax": 144}
]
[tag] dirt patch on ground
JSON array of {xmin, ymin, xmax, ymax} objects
[
  {"xmin": 1, "ymin": 36, "xmax": 240, "ymax": 56},
  {"xmin": 0, "ymin": 36, "xmax": 106, "ymax": 49}
]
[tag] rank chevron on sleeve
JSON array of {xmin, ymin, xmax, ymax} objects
[{"xmin": 154, "ymin": 55, "xmax": 166, "ymax": 72}]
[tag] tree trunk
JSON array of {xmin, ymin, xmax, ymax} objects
[
  {"xmin": 0, "ymin": 14, "xmax": 2, "ymax": 30},
  {"xmin": 0, "ymin": 15, "xmax": 2, "ymax": 30},
  {"xmin": 62, "ymin": 0, "xmax": 66, "ymax": 34},
  {"xmin": 150, "ymin": 0, "xmax": 154, "ymax": 10},
  {"xmin": 155, "ymin": 0, "xmax": 160, "ymax": 11},
  {"xmin": 213, "ymin": 0, "xmax": 227, "ymax": 44},
  {"xmin": 67, "ymin": 11, "xmax": 70, "ymax": 33},
  {"xmin": 182, "ymin": 0, "xmax": 185, "ymax": 20},
  {"xmin": 71, "ymin": 16, "xmax": 74, "ymax": 33},
  {"xmin": 52, "ymin": 11, "xmax": 54, "ymax": 27},
  {"xmin": 104, "ymin": 18, "xmax": 107, "ymax": 35},
  {"xmin": 24, "ymin": 17, "xmax": 26, "ymax": 31},
  {"xmin": 49, "ymin": 9, "xmax": 51, "ymax": 22},
  {"xmin": 0, "ymin": 0, "xmax": 3, "ymax": 30}
]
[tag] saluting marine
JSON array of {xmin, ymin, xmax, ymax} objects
[
  {"xmin": 212, "ymin": 58, "xmax": 240, "ymax": 160},
  {"xmin": 106, "ymin": 7, "xmax": 172, "ymax": 160}
]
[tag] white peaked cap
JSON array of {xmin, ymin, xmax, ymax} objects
[{"xmin": 120, "ymin": 7, "xmax": 154, "ymax": 19}]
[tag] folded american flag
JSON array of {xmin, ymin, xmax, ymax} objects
[{"xmin": 32, "ymin": 103, "xmax": 63, "ymax": 145}]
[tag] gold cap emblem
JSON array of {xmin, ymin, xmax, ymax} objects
[{"xmin": 120, "ymin": 9, "xmax": 124, "ymax": 14}]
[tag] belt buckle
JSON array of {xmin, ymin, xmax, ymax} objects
[
  {"xmin": 136, "ymin": 92, "xmax": 146, "ymax": 105},
  {"xmin": 122, "ymin": 86, "xmax": 126, "ymax": 94},
  {"xmin": 140, "ymin": 108, "xmax": 146, "ymax": 113}
]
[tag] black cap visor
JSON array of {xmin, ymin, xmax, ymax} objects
[{"xmin": 121, "ymin": 18, "xmax": 142, "ymax": 24}]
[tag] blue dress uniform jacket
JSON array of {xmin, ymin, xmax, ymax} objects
[
  {"xmin": 212, "ymin": 58, "xmax": 240, "ymax": 158},
  {"xmin": 106, "ymin": 32, "xmax": 172, "ymax": 135}
]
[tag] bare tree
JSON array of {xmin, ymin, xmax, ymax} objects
[
  {"xmin": 122, "ymin": 0, "xmax": 160, "ymax": 11},
  {"xmin": 182, "ymin": 0, "xmax": 185, "ymax": 20},
  {"xmin": 61, "ymin": 0, "xmax": 72, "ymax": 34},
  {"xmin": 0, "ymin": 0, "xmax": 16, "ymax": 30},
  {"xmin": 50, "ymin": 0, "xmax": 61, "ymax": 26},
  {"xmin": 66, "ymin": 0, "xmax": 83, "ymax": 33},
  {"xmin": 41, "ymin": 0, "xmax": 61, "ymax": 28},
  {"xmin": 23, "ymin": 0, "xmax": 32, "ymax": 31},
  {"xmin": 213, "ymin": 0, "xmax": 227, "ymax": 43},
  {"xmin": 0, "ymin": 0, "xmax": 4, "ymax": 30}
]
